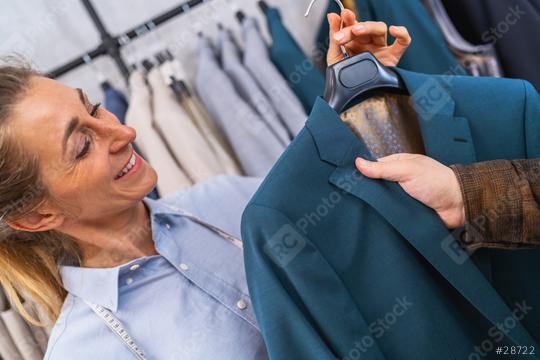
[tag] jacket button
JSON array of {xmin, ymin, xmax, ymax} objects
[{"xmin": 236, "ymin": 299, "xmax": 247, "ymax": 310}]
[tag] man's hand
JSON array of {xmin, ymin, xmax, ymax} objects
[
  {"xmin": 327, "ymin": 9, "xmax": 412, "ymax": 66},
  {"xmin": 355, "ymin": 154, "xmax": 466, "ymax": 229}
]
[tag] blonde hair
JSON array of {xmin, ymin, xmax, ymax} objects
[{"xmin": 0, "ymin": 60, "xmax": 80, "ymax": 326}]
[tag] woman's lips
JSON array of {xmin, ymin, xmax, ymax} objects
[{"xmin": 114, "ymin": 152, "xmax": 142, "ymax": 181}]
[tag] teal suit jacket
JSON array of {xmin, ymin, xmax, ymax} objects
[{"xmin": 241, "ymin": 70, "xmax": 540, "ymax": 359}]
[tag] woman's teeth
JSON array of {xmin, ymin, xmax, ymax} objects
[{"xmin": 115, "ymin": 153, "xmax": 136, "ymax": 180}]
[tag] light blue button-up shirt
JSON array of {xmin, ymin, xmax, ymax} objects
[{"xmin": 44, "ymin": 176, "xmax": 267, "ymax": 360}]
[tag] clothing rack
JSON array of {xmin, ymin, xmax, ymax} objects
[{"xmin": 47, "ymin": 0, "xmax": 210, "ymax": 81}]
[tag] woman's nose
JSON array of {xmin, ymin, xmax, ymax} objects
[{"xmin": 107, "ymin": 123, "xmax": 137, "ymax": 154}]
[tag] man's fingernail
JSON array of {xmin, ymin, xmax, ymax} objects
[
  {"xmin": 333, "ymin": 32, "xmax": 345, "ymax": 41},
  {"xmin": 356, "ymin": 157, "xmax": 369, "ymax": 167},
  {"xmin": 354, "ymin": 24, "xmax": 366, "ymax": 32}
]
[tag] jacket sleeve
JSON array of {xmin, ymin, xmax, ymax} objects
[
  {"xmin": 450, "ymin": 158, "xmax": 540, "ymax": 251},
  {"xmin": 241, "ymin": 203, "xmax": 385, "ymax": 360}
]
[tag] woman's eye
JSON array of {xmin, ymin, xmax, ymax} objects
[
  {"xmin": 90, "ymin": 103, "xmax": 101, "ymax": 117},
  {"xmin": 76, "ymin": 136, "xmax": 91, "ymax": 160}
]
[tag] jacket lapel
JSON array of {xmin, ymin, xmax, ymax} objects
[
  {"xmin": 306, "ymin": 94, "xmax": 538, "ymax": 348},
  {"xmin": 394, "ymin": 68, "xmax": 477, "ymax": 166}
]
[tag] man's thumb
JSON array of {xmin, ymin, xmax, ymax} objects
[{"xmin": 355, "ymin": 157, "xmax": 407, "ymax": 182}]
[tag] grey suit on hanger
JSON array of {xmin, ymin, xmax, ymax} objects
[
  {"xmin": 148, "ymin": 68, "xmax": 225, "ymax": 183},
  {"xmin": 195, "ymin": 36, "xmax": 286, "ymax": 177},
  {"xmin": 219, "ymin": 28, "xmax": 291, "ymax": 146},
  {"xmin": 0, "ymin": 289, "xmax": 23, "ymax": 360},
  {"xmin": 162, "ymin": 60, "xmax": 243, "ymax": 176},
  {"xmin": 23, "ymin": 303, "xmax": 49, "ymax": 353},
  {"xmin": 1, "ymin": 308, "xmax": 42, "ymax": 360},
  {"xmin": 241, "ymin": 17, "xmax": 307, "ymax": 137},
  {"xmin": 0, "ymin": 318, "xmax": 22, "ymax": 360}
]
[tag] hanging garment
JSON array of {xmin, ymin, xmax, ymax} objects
[
  {"xmin": 178, "ymin": 88, "xmax": 244, "ymax": 176},
  {"xmin": 316, "ymin": 0, "xmax": 467, "ymax": 75},
  {"xmin": 1, "ymin": 308, "xmax": 42, "ymax": 359},
  {"xmin": 148, "ymin": 68, "xmax": 225, "ymax": 183},
  {"xmin": 264, "ymin": 6, "xmax": 325, "ymax": 112},
  {"xmin": 241, "ymin": 17, "xmax": 308, "ymax": 136},
  {"xmin": 219, "ymin": 28, "xmax": 291, "ymax": 145},
  {"xmin": 0, "ymin": 289, "xmax": 23, "ymax": 360},
  {"xmin": 125, "ymin": 71, "xmax": 192, "ymax": 196},
  {"xmin": 103, "ymin": 84, "xmax": 129, "ymax": 124},
  {"xmin": 168, "ymin": 59, "xmax": 238, "ymax": 160},
  {"xmin": 195, "ymin": 36, "xmax": 286, "ymax": 177},
  {"xmin": 422, "ymin": 0, "xmax": 503, "ymax": 77},
  {"xmin": 23, "ymin": 303, "xmax": 49, "ymax": 353},
  {"xmin": 162, "ymin": 60, "xmax": 243, "ymax": 176},
  {"xmin": 241, "ymin": 71, "xmax": 540, "ymax": 359},
  {"xmin": 0, "ymin": 318, "xmax": 22, "ymax": 360},
  {"xmin": 441, "ymin": 0, "xmax": 540, "ymax": 92},
  {"xmin": 0, "ymin": 288, "xmax": 6, "ymax": 311}
]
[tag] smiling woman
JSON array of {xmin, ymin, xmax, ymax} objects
[{"xmin": 0, "ymin": 59, "xmax": 159, "ymax": 327}]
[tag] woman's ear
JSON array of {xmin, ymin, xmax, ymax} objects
[{"xmin": 6, "ymin": 208, "xmax": 65, "ymax": 232}]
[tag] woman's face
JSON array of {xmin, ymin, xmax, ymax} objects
[{"xmin": 11, "ymin": 76, "xmax": 157, "ymax": 224}]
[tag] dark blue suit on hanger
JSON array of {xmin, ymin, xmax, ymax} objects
[{"xmin": 241, "ymin": 69, "xmax": 540, "ymax": 359}]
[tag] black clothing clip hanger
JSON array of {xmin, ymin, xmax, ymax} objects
[
  {"xmin": 236, "ymin": 10, "xmax": 246, "ymax": 23},
  {"xmin": 258, "ymin": 0, "xmax": 270, "ymax": 14},
  {"xmin": 324, "ymin": 52, "xmax": 406, "ymax": 112}
]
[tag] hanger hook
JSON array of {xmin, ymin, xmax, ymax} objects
[{"xmin": 304, "ymin": 0, "xmax": 345, "ymax": 17}]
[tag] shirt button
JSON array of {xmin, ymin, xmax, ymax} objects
[
  {"xmin": 165, "ymin": 223, "xmax": 171, "ymax": 230},
  {"xmin": 126, "ymin": 278, "xmax": 134, "ymax": 285},
  {"xmin": 129, "ymin": 264, "xmax": 140, "ymax": 271},
  {"xmin": 236, "ymin": 299, "xmax": 247, "ymax": 310},
  {"xmin": 179, "ymin": 263, "xmax": 189, "ymax": 271}
]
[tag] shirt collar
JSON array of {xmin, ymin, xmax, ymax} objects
[{"xmin": 60, "ymin": 197, "xmax": 178, "ymax": 312}]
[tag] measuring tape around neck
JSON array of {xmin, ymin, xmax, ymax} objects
[{"xmin": 84, "ymin": 203, "xmax": 243, "ymax": 359}]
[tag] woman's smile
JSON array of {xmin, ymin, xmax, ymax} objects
[{"xmin": 114, "ymin": 149, "xmax": 144, "ymax": 181}]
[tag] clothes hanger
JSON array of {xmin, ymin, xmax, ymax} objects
[
  {"xmin": 118, "ymin": 34, "xmax": 138, "ymax": 73},
  {"xmin": 141, "ymin": 59, "xmax": 155, "ymax": 72},
  {"xmin": 235, "ymin": 10, "xmax": 246, "ymax": 23},
  {"xmin": 305, "ymin": 0, "xmax": 407, "ymax": 113},
  {"xmin": 258, "ymin": 0, "xmax": 269, "ymax": 14}
]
